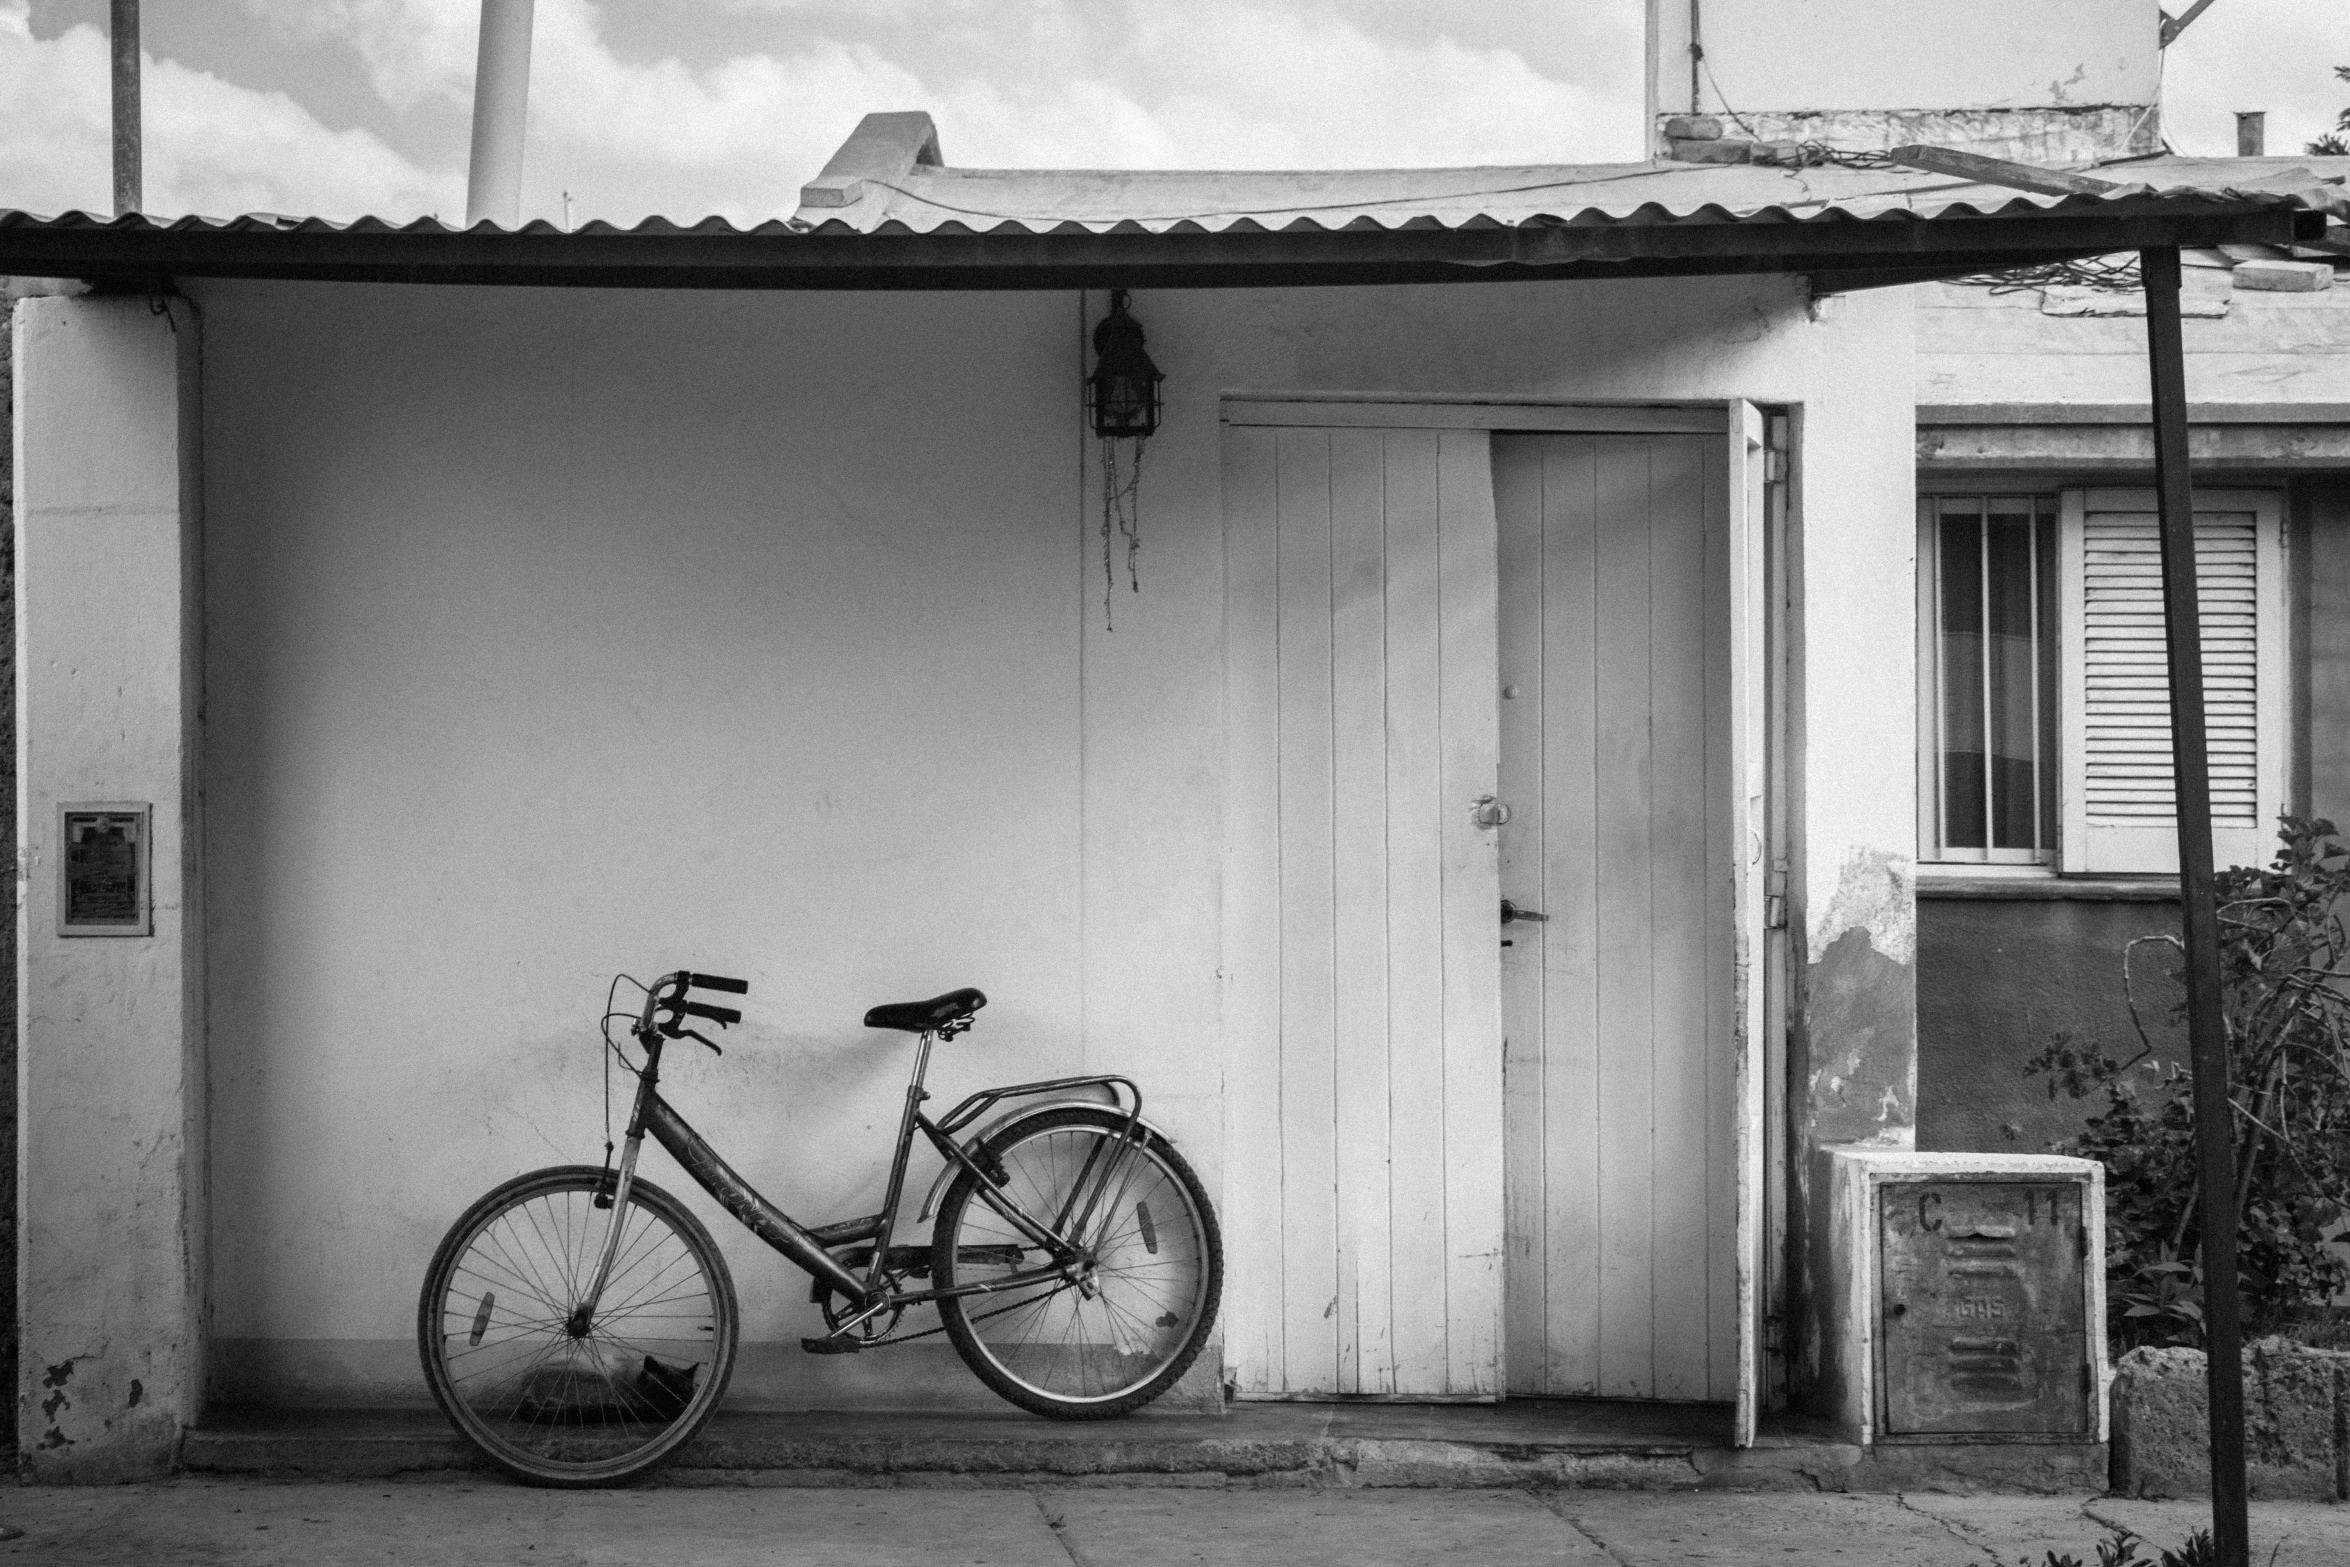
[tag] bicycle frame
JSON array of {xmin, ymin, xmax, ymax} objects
[{"xmin": 572, "ymin": 977, "xmax": 1150, "ymax": 1343}]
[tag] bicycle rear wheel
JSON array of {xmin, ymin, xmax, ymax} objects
[
  {"xmin": 934, "ymin": 1106, "xmax": 1221, "ymax": 1419},
  {"xmin": 418, "ymin": 1165, "xmax": 737, "ymax": 1486}
]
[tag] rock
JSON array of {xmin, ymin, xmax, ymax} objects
[
  {"xmin": 1661, "ymin": 114, "xmax": 1724, "ymax": 141},
  {"xmin": 2110, "ymin": 1339, "xmax": 2348, "ymax": 1500},
  {"xmin": 2231, "ymin": 259, "xmax": 2334, "ymax": 293},
  {"xmin": 1670, "ymin": 138, "xmax": 1753, "ymax": 165}
]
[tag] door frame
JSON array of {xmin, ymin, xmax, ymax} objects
[{"xmin": 1217, "ymin": 398, "xmax": 1781, "ymax": 1429}]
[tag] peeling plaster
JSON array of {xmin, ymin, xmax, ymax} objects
[
  {"xmin": 1801, "ymin": 849, "xmax": 1920, "ymax": 1148},
  {"xmin": 1810, "ymin": 846, "xmax": 1914, "ymax": 968}
]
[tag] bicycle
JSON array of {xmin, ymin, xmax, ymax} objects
[{"xmin": 417, "ymin": 969, "xmax": 1223, "ymax": 1487}]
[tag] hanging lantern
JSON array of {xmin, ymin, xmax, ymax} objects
[{"xmin": 1086, "ymin": 289, "xmax": 1163, "ymax": 439}]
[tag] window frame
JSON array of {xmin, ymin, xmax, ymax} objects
[{"xmin": 1914, "ymin": 490, "xmax": 2061, "ymax": 868}]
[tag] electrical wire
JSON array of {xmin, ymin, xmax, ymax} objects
[
  {"xmin": 861, "ymin": 164, "xmax": 1698, "ymax": 229},
  {"xmin": 1950, "ymin": 255, "xmax": 2144, "ymax": 293}
]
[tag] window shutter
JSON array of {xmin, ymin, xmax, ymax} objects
[{"xmin": 2057, "ymin": 488, "xmax": 2285, "ymax": 875}]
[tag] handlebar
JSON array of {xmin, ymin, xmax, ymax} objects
[{"xmin": 634, "ymin": 969, "xmax": 752, "ymax": 1053}]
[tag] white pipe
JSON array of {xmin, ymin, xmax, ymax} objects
[{"xmin": 464, "ymin": 0, "xmax": 535, "ymax": 228}]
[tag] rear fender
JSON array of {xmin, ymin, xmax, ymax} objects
[{"xmin": 916, "ymin": 1096, "xmax": 1171, "ymax": 1224}]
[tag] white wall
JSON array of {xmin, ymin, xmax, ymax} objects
[
  {"xmin": 1649, "ymin": 0, "xmax": 2158, "ymax": 118},
  {"xmin": 180, "ymin": 272, "xmax": 1916, "ymax": 1410}
]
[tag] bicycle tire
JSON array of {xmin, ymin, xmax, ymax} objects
[
  {"xmin": 933, "ymin": 1106, "xmax": 1221, "ymax": 1419},
  {"xmin": 418, "ymin": 1165, "xmax": 738, "ymax": 1486}
]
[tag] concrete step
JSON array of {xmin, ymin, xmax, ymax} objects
[{"xmin": 182, "ymin": 1403, "xmax": 2109, "ymax": 1492}]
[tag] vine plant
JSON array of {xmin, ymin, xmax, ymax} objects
[{"xmin": 2027, "ymin": 816, "xmax": 2350, "ymax": 1350}]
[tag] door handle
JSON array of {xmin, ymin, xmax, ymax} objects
[
  {"xmin": 1501, "ymin": 899, "xmax": 1547, "ymax": 925},
  {"xmin": 1471, "ymin": 795, "xmax": 1511, "ymax": 828}
]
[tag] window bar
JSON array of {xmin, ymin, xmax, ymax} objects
[
  {"xmin": 1978, "ymin": 498, "xmax": 1995, "ymax": 859},
  {"xmin": 2027, "ymin": 502, "xmax": 2042, "ymax": 858}
]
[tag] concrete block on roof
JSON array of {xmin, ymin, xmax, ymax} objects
[
  {"xmin": 798, "ymin": 111, "xmax": 944, "ymax": 212},
  {"xmin": 1662, "ymin": 114, "xmax": 1724, "ymax": 141},
  {"xmin": 1671, "ymin": 137, "xmax": 1753, "ymax": 164},
  {"xmin": 2233, "ymin": 259, "xmax": 2334, "ymax": 293}
]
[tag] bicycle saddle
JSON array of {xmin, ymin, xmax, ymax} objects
[{"xmin": 862, "ymin": 987, "xmax": 987, "ymax": 1034}]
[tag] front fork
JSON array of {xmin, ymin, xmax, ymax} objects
[{"xmin": 568, "ymin": 1133, "xmax": 645, "ymax": 1336}]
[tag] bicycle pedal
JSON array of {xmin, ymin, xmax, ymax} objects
[{"xmin": 800, "ymin": 1335, "xmax": 863, "ymax": 1356}]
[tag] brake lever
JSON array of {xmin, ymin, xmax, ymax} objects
[{"xmin": 675, "ymin": 1027, "xmax": 722, "ymax": 1056}]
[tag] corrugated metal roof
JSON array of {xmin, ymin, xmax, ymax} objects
[
  {"xmin": 0, "ymin": 134, "xmax": 2333, "ymax": 294},
  {"xmin": 788, "ymin": 153, "xmax": 2350, "ymax": 237}
]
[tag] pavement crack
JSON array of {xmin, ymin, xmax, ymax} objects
[
  {"xmin": 1531, "ymin": 1493, "xmax": 1633, "ymax": 1564},
  {"xmin": 1892, "ymin": 1492, "xmax": 2006, "ymax": 1562},
  {"xmin": 1031, "ymin": 1489, "xmax": 1096, "ymax": 1567}
]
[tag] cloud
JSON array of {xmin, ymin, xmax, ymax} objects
[
  {"xmin": 4, "ymin": 0, "xmax": 1626, "ymax": 226},
  {"xmin": 2156, "ymin": 0, "xmax": 2344, "ymax": 157},
  {"xmin": 244, "ymin": 0, "xmax": 1627, "ymax": 224},
  {"xmin": 0, "ymin": 1, "xmax": 457, "ymax": 219}
]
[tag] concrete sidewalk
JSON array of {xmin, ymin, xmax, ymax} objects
[
  {"xmin": 182, "ymin": 1402, "xmax": 2107, "ymax": 1493},
  {"xmin": 4, "ymin": 1480, "xmax": 2347, "ymax": 1566}
]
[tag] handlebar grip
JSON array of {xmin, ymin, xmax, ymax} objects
[
  {"xmin": 679, "ymin": 999, "xmax": 742, "ymax": 1027},
  {"xmin": 685, "ymin": 971, "xmax": 749, "ymax": 995}
]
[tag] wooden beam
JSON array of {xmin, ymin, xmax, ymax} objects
[
  {"xmin": 0, "ymin": 206, "xmax": 2304, "ymax": 294},
  {"xmin": 1886, "ymin": 145, "xmax": 2122, "ymax": 198},
  {"xmin": 2142, "ymin": 242, "xmax": 2251, "ymax": 1567},
  {"xmin": 2161, "ymin": 0, "xmax": 2223, "ymax": 48}
]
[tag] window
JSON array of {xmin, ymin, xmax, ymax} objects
[
  {"xmin": 1918, "ymin": 487, "xmax": 2286, "ymax": 874},
  {"xmin": 1916, "ymin": 494, "xmax": 2059, "ymax": 864}
]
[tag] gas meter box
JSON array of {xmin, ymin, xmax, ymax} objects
[{"xmin": 1822, "ymin": 1151, "xmax": 2106, "ymax": 1446}]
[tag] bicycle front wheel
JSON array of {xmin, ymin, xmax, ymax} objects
[
  {"xmin": 418, "ymin": 1165, "xmax": 737, "ymax": 1486},
  {"xmin": 934, "ymin": 1106, "xmax": 1221, "ymax": 1419}
]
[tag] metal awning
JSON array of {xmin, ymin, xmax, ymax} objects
[{"xmin": 0, "ymin": 147, "xmax": 2333, "ymax": 293}]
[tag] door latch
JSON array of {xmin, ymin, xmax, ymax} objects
[
  {"xmin": 1500, "ymin": 899, "xmax": 1547, "ymax": 925},
  {"xmin": 1470, "ymin": 795, "xmax": 1511, "ymax": 828}
]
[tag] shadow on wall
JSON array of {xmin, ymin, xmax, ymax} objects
[{"xmin": 1917, "ymin": 895, "xmax": 2187, "ymax": 1154}]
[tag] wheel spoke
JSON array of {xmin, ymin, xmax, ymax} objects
[
  {"xmin": 938, "ymin": 1116, "xmax": 1218, "ymax": 1414},
  {"xmin": 423, "ymin": 1173, "xmax": 734, "ymax": 1484}
]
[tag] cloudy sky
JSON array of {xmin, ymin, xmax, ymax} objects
[{"xmin": 4, "ymin": 0, "xmax": 2345, "ymax": 225}]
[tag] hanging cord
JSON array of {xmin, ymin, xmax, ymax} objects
[{"xmin": 1100, "ymin": 435, "xmax": 1146, "ymax": 632}]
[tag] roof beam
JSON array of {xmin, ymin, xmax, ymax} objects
[{"xmin": 0, "ymin": 205, "xmax": 2311, "ymax": 294}]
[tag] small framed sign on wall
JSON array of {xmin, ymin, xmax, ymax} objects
[{"xmin": 59, "ymin": 803, "xmax": 153, "ymax": 937}]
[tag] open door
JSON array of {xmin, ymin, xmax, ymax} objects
[{"xmin": 1728, "ymin": 401, "xmax": 1770, "ymax": 1447}]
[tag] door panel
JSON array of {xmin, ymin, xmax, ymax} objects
[
  {"xmin": 1496, "ymin": 431, "xmax": 1736, "ymax": 1402},
  {"xmin": 1222, "ymin": 422, "xmax": 1504, "ymax": 1398}
]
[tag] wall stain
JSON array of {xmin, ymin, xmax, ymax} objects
[
  {"xmin": 126, "ymin": 1378, "xmax": 143, "ymax": 1408},
  {"xmin": 1803, "ymin": 925, "xmax": 1916, "ymax": 1146},
  {"xmin": 39, "ymin": 1358, "xmax": 77, "ymax": 1389}
]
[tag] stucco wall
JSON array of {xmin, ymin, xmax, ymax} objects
[
  {"xmin": 183, "ymin": 274, "xmax": 1914, "ymax": 1410},
  {"xmin": 1648, "ymin": 0, "xmax": 2156, "ymax": 118},
  {"xmin": 1916, "ymin": 895, "xmax": 2187, "ymax": 1156}
]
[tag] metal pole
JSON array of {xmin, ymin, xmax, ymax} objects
[
  {"xmin": 109, "ymin": 0, "xmax": 139, "ymax": 216},
  {"xmin": 2142, "ymin": 243, "xmax": 2250, "ymax": 1567},
  {"xmin": 464, "ymin": 0, "xmax": 535, "ymax": 228}
]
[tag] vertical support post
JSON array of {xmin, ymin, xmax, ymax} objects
[
  {"xmin": 464, "ymin": 0, "xmax": 536, "ymax": 229},
  {"xmin": 2141, "ymin": 244, "xmax": 2250, "ymax": 1567},
  {"xmin": 16, "ymin": 294, "xmax": 205, "ymax": 1480},
  {"xmin": 109, "ymin": 0, "xmax": 140, "ymax": 216}
]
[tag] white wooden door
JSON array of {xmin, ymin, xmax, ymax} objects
[
  {"xmin": 1493, "ymin": 428, "xmax": 1743, "ymax": 1406},
  {"xmin": 1222, "ymin": 421, "xmax": 1505, "ymax": 1398}
]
